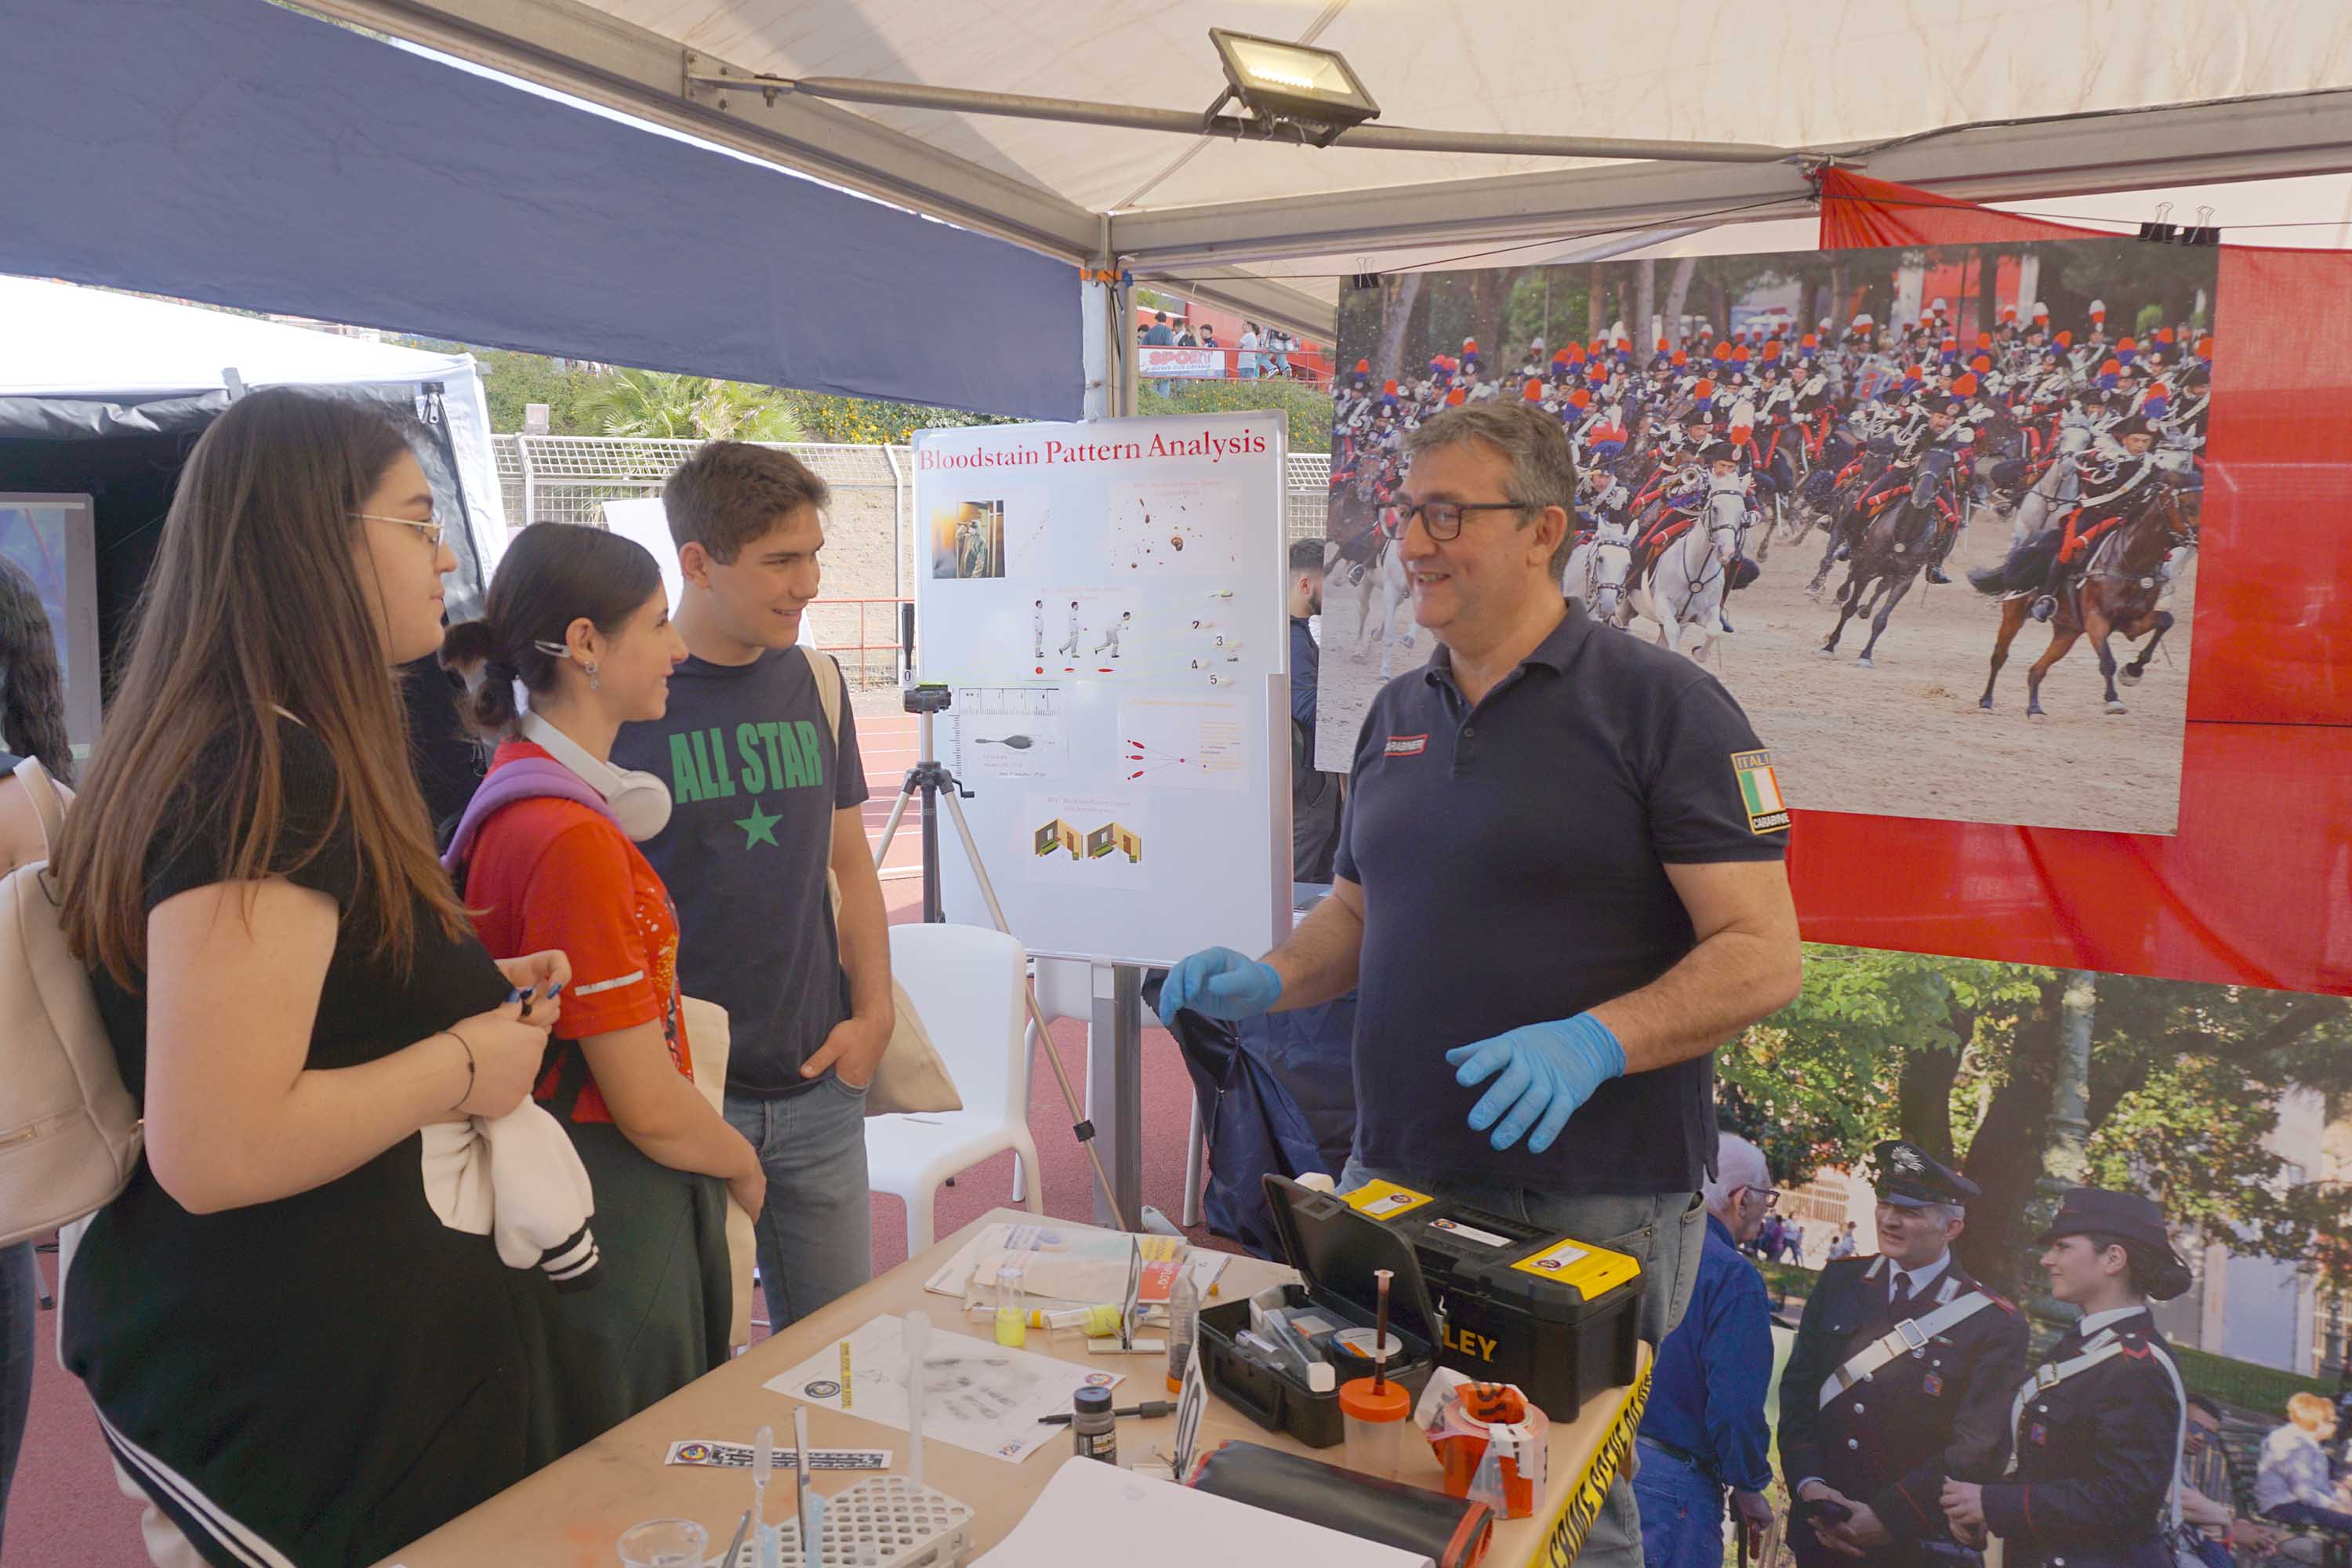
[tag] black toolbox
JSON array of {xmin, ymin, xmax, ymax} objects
[
  {"xmin": 1338, "ymin": 1177, "xmax": 1646, "ymax": 1424},
  {"xmin": 1196, "ymin": 1174, "xmax": 1442, "ymax": 1449}
]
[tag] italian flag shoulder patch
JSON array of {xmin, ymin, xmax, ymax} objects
[{"xmin": 1730, "ymin": 748, "xmax": 1791, "ymax": 834}]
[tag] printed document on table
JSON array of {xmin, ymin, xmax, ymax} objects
[
  {"xmin": 969, "ymin": 1457, "xmax": 1434, "ymax": 1568},
  {"xmin": 764, "ymin": 1313, "xmax": 1126, "ymax": 1465}
]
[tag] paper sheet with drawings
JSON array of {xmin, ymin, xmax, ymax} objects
[{"xmin": 764, "ymin": 1314, "xmax": 1127, "ymax": 1465}]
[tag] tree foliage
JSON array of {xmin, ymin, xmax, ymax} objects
[
  {"xmin": 1725, "ymin": 946, "xmax": 2352, "ymax": 1297},
  {"xmin": 1135, "ymin": 376, "xmax": 1332, "ymax": 453},
  {"xmin": 576, "ymin": 368, "xmax": 804, "ymax": 443}
]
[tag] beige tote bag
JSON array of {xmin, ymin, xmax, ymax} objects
[
  {"xmin": 802, "ymin": 648, "xmax": 961, "ymax": 1117},
  {"xmin": 681, "ymin": 995, "xmax": 757, "ymax": 1349}
]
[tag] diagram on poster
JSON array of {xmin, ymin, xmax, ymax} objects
[
  {"xmin": 1116, "ymin": 696, "xmax": 1247, "ymax": 790},
  {"xmin": 764, "ymin": 1313, "xmax": 1124, "ymax": 1466},
  {"xmin": 944, "ymin": 686, "xmax": 1066, "ymax": 782},
  {"xmin": 1108, "ymin": 479, "xmax": 1242, "ymax": 573},
  {"xmin": 1023, "ymin": 792, "xmax": 1151, "ymax": 890},
  {"xmin": 1038, "ymin": 587, "xmax": 1144, "ymax": 676}
]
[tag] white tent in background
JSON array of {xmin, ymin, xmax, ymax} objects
[{"xmin": 0, "ymin": 274, "xmax": 508, "ymax": 575}]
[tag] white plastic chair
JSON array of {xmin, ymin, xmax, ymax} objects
[{"xmin": 866, "ymin": 924, "xmax": 1044, "ymax": 1254}]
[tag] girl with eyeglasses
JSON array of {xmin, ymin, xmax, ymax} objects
[{"xmin": 56, "ymin": 389, "xmax": 570, "ymax": 1566}]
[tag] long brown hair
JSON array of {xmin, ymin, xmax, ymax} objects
[
  {"xmin": 0, "ymin": 557, "xmax": 72, "ymax": 784},
  {"xmin": 59, "ymin": 389, "xmax": 468, "ymax": 985}
]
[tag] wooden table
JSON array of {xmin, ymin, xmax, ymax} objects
[{"xmin": 385, "ymin": 1209, "xmax": 1650, "ymax": 1568}]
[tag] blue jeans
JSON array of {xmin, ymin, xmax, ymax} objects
[
  {"xmin": 1340, "ymin": 1162, "xmax": 1707, "ymax": 1568},
  {"xmin": 1634, "ymin": 1437, "xmax": 1727, "ymax": 1568},
  {"xmin": 0, "ymin": 1242, "xmax": 34, "ymax": 1559},
  {"xmin": 725, "ymin": 1076, "xmax": 873, "ymax": 1331}
]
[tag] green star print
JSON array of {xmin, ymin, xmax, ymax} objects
[{"xmin": 735, "ymin": 802, "xmax": 782, "ymax": 848}]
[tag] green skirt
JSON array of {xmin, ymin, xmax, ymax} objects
[{"xmin": 546, "ymin": 1118, "xmax": 732, "ymax": 1454}]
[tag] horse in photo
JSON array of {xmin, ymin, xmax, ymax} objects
[
  {"xmin": 1622, "ymin": 485, "xmax": 1744, "ymax": 664},
  {"xmin": 1564, "ymin": 526, "xmax": 1634, "ymax": 624},
  {"xmin": 1817, "ymin": 445, "xmax": 1957, "ymax": 669},
  {"xmin": 1975, "ymin": 477, "xmax": 2198, "ymax": 717},
  {"xmin": 1347, "ymin": 528, "xmax": 1417, "ymax": 677}
]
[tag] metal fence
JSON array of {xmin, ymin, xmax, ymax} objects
[{"xmin": 488, "ymin": 435, "xmax": 1334, "ymax": 684}]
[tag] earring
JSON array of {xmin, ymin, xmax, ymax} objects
[{"xmin": 586, "ymin": 661, "xmax": 600, "ymax": 691}]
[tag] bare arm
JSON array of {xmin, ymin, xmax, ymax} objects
[
  {"xmin": 577, "ymin": 1022, "xmax": 760, "ymax": 1184},
  {"xmin": 1589, "ymin": 858, "xmax": 1802, "ymax": 1072},
  {"xmin": 143, "ymin": 879, "xmax": 543, "ymax": 1214},
  {"xmin": 1264, "ymin": 876, "xmax": 1367, "ymax": 1011}
]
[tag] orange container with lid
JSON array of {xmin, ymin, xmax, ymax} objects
[{"xmin": 1339, "ymin": 1375, "xmax": 1414, "ymax": 1480}]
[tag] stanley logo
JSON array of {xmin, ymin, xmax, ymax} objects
[{"xmin": 1442, "ymin": 1323, "xmax": 1498, "ymax": 1363}]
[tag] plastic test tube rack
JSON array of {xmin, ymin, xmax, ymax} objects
[{"xmin": 723, "ymin": 1476, "xmax": 975, "ymax": 1568}]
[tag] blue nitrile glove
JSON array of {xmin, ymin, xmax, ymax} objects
[
  {"xmin": 1157, "ymin": 947, "xmax": 1283, "ymax": 1026},
  {"xmin": 1445, "ymin": 1013, "xmax": 1628, "ymax": 1154}
]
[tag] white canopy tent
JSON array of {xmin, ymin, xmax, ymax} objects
[
  {"xmin": 0, "ymin": 274, "xmax": 507, "ymax": 563},
  {"xmin": 0, "ymin": 274, "xmax": 507, "ymax": 587},
  {"xmin": 299, "ymin": 0, "xmax": 2352, "ymax": 348}
]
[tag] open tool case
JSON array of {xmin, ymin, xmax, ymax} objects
[
  {"xmin": 1343, "ymin": 1176, "xmax": 1645, "ymax": 1423},
  {"xmin": 1196, "ymin": 1174, "xmax": 1441, "ymax": 1449}
]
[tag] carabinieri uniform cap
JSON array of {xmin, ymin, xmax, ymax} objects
[{"xmin": 1872, "ymin": 1140, "xmax": 1981, "ymax": 1210}]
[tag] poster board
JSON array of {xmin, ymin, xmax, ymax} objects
[{"xmin": 911, "ymin": 413, "xmax": 1290, "ymax": 967}]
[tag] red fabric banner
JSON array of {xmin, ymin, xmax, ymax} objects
[{"xmin": 1791, "ymin": 170, "xmax": 2352, "ymax": 993}]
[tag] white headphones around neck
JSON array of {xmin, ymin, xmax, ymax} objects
[{"xmin": 517, "ymin": 710, "xmax": 673, "ymax": 842}]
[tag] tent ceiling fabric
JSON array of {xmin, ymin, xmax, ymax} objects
[
  {"xmin": 304, "ymin": 0, "xmax": 2352, "ymax": 336},
  {"xmin": 0, "ymin": 0, "xmax": 1082, "ymax": 419},
  {"xmin": 590, "ymin": 0, "xmax": 2352, "ymax": 213}
]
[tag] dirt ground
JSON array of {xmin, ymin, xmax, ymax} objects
[{"xmin": 1312, "ymin": 506, "xmax": 2195, "ymax": 835}]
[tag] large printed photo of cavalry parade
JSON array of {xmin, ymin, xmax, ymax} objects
[{"xmin": 1315, "ymin": 239, "xmax": 2217, "ymax": 833}]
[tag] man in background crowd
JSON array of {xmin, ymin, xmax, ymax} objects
[
  {"xmin": 1144, "ymin": 310, "xmax": 1176, "ymax": 397},
  {"xmin": 1288, "ymin": 538, "xmax": 1343, "ymax": 883},
  {"xmin": 1780, "ymin": 1142, "xmax": 2027, "ymax": 1568},
  {"xmin": 2182, "ymin": 1394, "xmax": 2285, "ymax": 1568},
  {"xmin": 1635, "ymin": 1134, "xmax": 1779, "ymax": 1568}
]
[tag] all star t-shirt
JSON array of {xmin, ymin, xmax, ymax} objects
[{"xmin": 611, "ymin": 648, "xmax": 868, "ymax": 1096}]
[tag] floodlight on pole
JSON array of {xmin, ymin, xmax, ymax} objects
[
  {"xmin": 683, "ymin": 29, "xmax": 1796, "ymax": 165},
  {"xmin": 1206, "ymin": 29, "xmax": 1378, "ymax": 146}
]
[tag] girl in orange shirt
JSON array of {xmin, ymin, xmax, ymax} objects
[{"xmin": 445, "ymin": 522, "xmax": 763, "ymax": 1453}]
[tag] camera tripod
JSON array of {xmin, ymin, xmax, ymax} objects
[{"xmin": 871, "ymin": 684, "xmax": 1126, "ymax": 1226}]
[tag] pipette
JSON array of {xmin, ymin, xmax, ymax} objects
[
  {"xmin": 753, "ymin": 1424, "xmax": 777, "ymax": 1568},
  {"xmin": 793, "ymin": 1406, "xmax": 813, "ymax": 1558},
  {"xmin": 904, "ymin": 1311, "xmax": 930, "ymax": 1492},
  {"xmin": 1372, "ymin": 1269, "xmax": 1394, "ymax": 1396}
]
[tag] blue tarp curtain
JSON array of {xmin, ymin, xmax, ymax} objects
[{"xmin": 0, "ymin": 0, "xmax": 1081, "ymax": 421}]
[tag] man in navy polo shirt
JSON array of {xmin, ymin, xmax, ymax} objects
[{"xmin": 1162, "ymin": 401, "xmax": 1801, "ymax": 1568}]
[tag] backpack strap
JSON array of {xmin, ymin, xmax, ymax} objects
[
  {"xmin": 802, "ymin": 645, "xmax": 847, "ymax": 920},
  {"xmin": 438, "ymin": 757, "xmax": 617, "ymax": 879},
  {"xmin": 803, "ymin": 643, "xmax": 842, "ymax": 747}
]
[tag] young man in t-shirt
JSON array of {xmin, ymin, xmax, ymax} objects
[{"xmin": 611, "ymin": 441, "xmax": 894, "ymax": 1329}]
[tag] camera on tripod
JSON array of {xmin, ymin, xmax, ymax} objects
[{"xmin": 902, "ymin": 683, "xmax": 954, "ymax": 716}]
